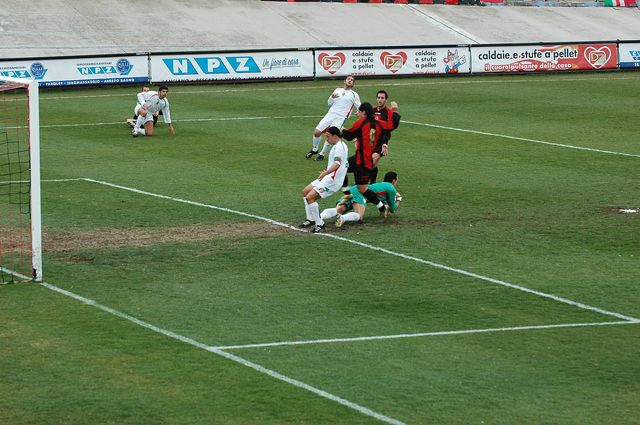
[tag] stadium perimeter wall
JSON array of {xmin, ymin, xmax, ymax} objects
[{"xmin": 0, "ymin": 0, "xmax": 639, "ymax": 86}]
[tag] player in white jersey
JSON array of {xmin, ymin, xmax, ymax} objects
[
  {"xmin": 305, "ymin": 75, "xmax": 360, "ymax": 161},
  {"xmin": 300, "ymin": 127, "xmax": 349, "ymax": 233},
  {"xmin": 131, "ymin": 85, "xmax": 175, "ymax": 137},
  {"xmin": 126, "ymin": 86, "xmax": 159, "ymax": 128}
]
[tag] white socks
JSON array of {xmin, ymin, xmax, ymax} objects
[
  {"xmin": 303, "ymin": 198, "xmax": 311, "ymax": 221},
  {"xmin": 320, "ymin": 208, "xmax": 358, "ymax": 224},
  {"xmin": 321, "ymin": 208, "xmax": 337, "ymax": 220},
  {"xmin": 308, "ymin": 201, "xmax": 323, "ymax": 226},
  {"xmin": 342, "ymin": 212, "xmax": 360, "ymax": 223},
  {"xmin": 312, "ymin": 135, "xmax": 321, "ymax": 151},
  {"xmin": 319, "ymin": 141, "xmax": 330, "ymax": 155},
  {"xmin": 304, "ymin": 198, "xmax": 323, "ymax": 225},
  {"xmin": 134, "ymin": 116, "xmax": 146, "ymax": 135}
]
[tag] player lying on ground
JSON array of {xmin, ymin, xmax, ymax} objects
[{"xmin": 321, "ymin": 171, "xmax": 401, "ymax": 227}]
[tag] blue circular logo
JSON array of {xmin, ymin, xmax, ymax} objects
[
  {"xmin": 30, "ymin": 62, "xmax": 46, "ymax": 79},
  {"xmin": 116, "ymin": 58, "xmax": 132, "ymax": 75}
]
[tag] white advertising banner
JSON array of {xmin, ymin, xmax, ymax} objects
[
  {"xmin": 315, "ymin": 47, "xmax": 470, "ymax": 77},
  {"xmin": 0, "ymin": 56, "xmax": 149, "ymax": 87},
  {"xmin": 471, "ymin": 44, "xmax": 618, "ymax": 73},
  {"xmin": 150, "ymin": 51, "xmax": 314, "ymax": 82},
  {"xmin": 619, "ymin": 42, "xmax": 640, "ymax": 69}
]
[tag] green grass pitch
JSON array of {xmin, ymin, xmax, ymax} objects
[{"xmin": 1, "ymin": 72, "xmax": 639, "ymax": 424}]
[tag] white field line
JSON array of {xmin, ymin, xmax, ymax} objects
[
  {"xmin": 214, "ymin": 320, "xmax": 639, "ymax": 350},
  {"xmin": 2, "ymin": 178, "xmax": 82, "ymax": 185},
  {"xmin": 0, "ymin": 267, "xmax": 31, "ymax": 284},
  {"xmin": 37, "ymin": 74, "xmax": 640, "ymax": 100},
  {"xmin": 404, "ymin": 120, "xmax": 640, "ymax": 158},
  {"xmin": 36, "ymin": 281, "xmax": 406, "ymax": 425},
  {"xmin": 9, "ymin": 179, "xmax": 636, "ymax": 422},
  {"xmin": 82, "ymin": 177, "xmax": 302, "ymax": 231},
  {"xmin": 42, "ymin": 178, "xmax": 85, "ymax": 182},
  {"xmin": 31, "ymin": 114, "xmax": 639, "ymax": 158},
  {"xmin": 30, "ymin": 115, "xmax": 322, "ymax": 129},
  {"xmin": 80, "ymin": 177, "xmax": 639, "ymax": 323}
]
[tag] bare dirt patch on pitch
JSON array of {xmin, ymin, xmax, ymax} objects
[{"xmin": 44, "ymin": 222, "xmax": 288, "ymax": 252}]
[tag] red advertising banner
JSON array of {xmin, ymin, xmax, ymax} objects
[{"xmin": 471, "ymin": 44, "xmax": 618, "ymax": 73}]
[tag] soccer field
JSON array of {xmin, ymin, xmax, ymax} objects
[{"xmin": 1, "ymin": 72, "xmax": 639, "ymax": 424}]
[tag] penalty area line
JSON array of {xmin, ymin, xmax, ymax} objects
[
  {"xmin": 78, "ymin": 177, "xmax": 639, "ymax": 323},
  {"xmin": 214, "ymin": 320, "xmax": 640, "ymax": 350},
  {"xmin": 405, "ymin": 120, "xmax": 640, "ymax": 158},
  {"xmin": 36, "ymin": 281, "xmax": 407, "ymax": 425}
]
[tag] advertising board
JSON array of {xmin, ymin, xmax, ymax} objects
[
  {"xmin": 315, "ymin": 47, "xmax": 471, "ymax": 77},
  {"xmin": 471, "ymin": 44, "xmax": 618, "ymax": 73},
  {"xmin": 619, "ymin": 42, "xmax": 640, "ymax": 69},
  {"xmin": 0, "ymin": 56, "xmax": 149, "ymax": 87},
  {"xmin": 150, "ymin": 51, "xmax": 314, "ymax": 82}
]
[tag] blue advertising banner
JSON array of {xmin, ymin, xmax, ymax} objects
[
  {"xmin": 619, "ymin": 42, "xmax": 640, "ymax": 69},
  {"xmin": 150, "ymin": 51, "xmax": 314, "ymax": 82},
  {"xmin": 0, "ymin": 56, "xmax": 149, "ymax": 87}
]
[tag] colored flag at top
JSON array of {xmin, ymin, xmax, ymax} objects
[{"xmin": 603, "ymin": 0, "xmax": 636, "ymax": 6}]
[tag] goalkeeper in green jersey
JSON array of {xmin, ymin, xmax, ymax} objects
[{"xmin": 320, "ymin": 171, "xmax": 401, "ymax": 227}]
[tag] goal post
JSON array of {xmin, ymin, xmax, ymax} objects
[{"xmin": 0, "ymin": 76, "xmax": 42, "ymax": 283}]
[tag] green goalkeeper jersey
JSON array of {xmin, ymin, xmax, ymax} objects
[{"xmin": 349, "ymin": 182, "xmax": 398, "ymax": 213}]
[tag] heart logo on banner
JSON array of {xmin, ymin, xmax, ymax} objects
[
  {"xmin": 380, "ymin": 51, "xmax": 408, "ymax": 73},
  {"xmin": 583, "ymin": 46, "xmax": 611, "ymax": 69},
  {"xmin": 318, "ymin": 53, "xmax": 346, "ymax": 74}
]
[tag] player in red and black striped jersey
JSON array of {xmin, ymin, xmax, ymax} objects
[
  {"xmin": 340, "ymin": 102, "xmax": 391, "ymax": 217},
  {"xmin": 371, "ymin": 90, "xmax": 401, "ymax": 183}
]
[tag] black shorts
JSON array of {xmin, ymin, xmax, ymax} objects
[
  {"xmin": 373, "ymin": 141, "xmax": 387, "ymax": 156},
  {"xmin": 373, "ymin": 133, "xmax": 390, "ymax": 156},
  {"xmin": 353, "ymin": 163, "xmax": 372, "ymax": 185}
]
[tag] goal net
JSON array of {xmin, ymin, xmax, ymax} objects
[{"xmin": 0, "ymin": 76, "xmax": 42, "ymax": 283}]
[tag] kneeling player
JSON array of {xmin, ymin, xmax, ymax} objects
[
  {"xmin": 127, "ymin": 86, "xmax": 158, "ymax": 128},
  {"xmin": 131, "ymin": 85, "xmax": 175, "ymax": 137}
]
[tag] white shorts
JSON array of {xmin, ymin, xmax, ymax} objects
[
  {"xmin": 310, "ymin": 176, "xmax": 341, "ymax": 199},
  {"xmin": 315, "ymin": 113, "xmax": 346, "ymax": 133},
  {"xmin": 134, "ymin": 105, "xmax": 156, "ymax": 125}
]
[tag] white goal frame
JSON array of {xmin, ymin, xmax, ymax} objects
[{"xmin": 0, "ymin": 76, "xmax": 42, "ymax": 282}]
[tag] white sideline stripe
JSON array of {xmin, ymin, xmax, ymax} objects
[
  {"xmin": 42, "ymin": 178, "xmax": 84, "ymax": 182},
  {"xmin": 34, "ymin": 115, "xmax": 322, "ymax": 129},
  {"xmin": 181, "ymin": 115, "xmax": 321, "ymax": 123},
  {"xmin": 405, "ymin": 120, "xmax": 640, "ymax": 158},
  {"xmin": 2, "ymin": 178, "xmax": 82, "ymax": 185},
  {"xmin": 33, "ymin": 115, "xmax": 640, "ymax": 158},
  {"xmin": 81, "ymin": 177, "xmax": 639, "ymax": 323},
  {"xmin": 37, "ymin": 281, "xmax": 406, "ymax": 425},
  {"xmin": 214, "ymin": 320, "xmax": 640, "ymax": 350},
  {"xmin": 82, "ymin": 178, "xmax": 304, "ymax": 231},
  {"xmin": 0, "ymin": 267, "xmax": 31, "ymax": 284},
  {"xmin": 38, "ymin": 75, "xmax": 640, "ymax": 100}
]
